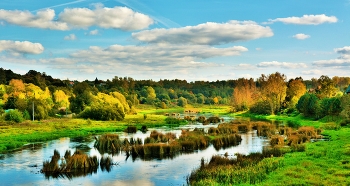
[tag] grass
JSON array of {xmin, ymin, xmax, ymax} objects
[
  {"xmin": 188, "ymin": 110, "xmax": 350, "ymax": 186},
  {"xmin": 0, "ymin": 105, "xmax": 193, "ymax": 153},
  {"xmin": 258, "ymin": 128, "xmax": 350, "ymax": 186}
]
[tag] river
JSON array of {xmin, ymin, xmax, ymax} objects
[{"xmin": 0, "ymin": 121, "xmax": 269, "ymax": 186}]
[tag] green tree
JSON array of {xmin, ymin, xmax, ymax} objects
[
  {"xmin": 5, "ymin": 109, "xmax": 24, "ymax": 123},
  {"xmin": 178, "ymin": 97, "xmax": 187, "ymax": 107},
  {"xmin": 296, "ymin": 93, "xmax": 321, "ymax": 119}
]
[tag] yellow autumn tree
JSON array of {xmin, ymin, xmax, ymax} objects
[
  {"xmin": 53, "ymin": 90, "xmax": 69, "ymax": 108},
  {"xmin": 286, "ymin": 78, "xmax": 306, "ymax": 108},
  {"xmin": 232, "ymin": 78, "xmax": 257, "ymax": 111}
]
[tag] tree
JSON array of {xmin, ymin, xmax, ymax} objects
[
  {"xmin": 178, "ymin": 97, "xmax": 187, "ymax": 107},
  {"xmin": 231, "ymin": 78, "xmax": 257, "ymax": 111},
  {"xmin": 321, "ymin": 97, "xmax": 342, "ymax": 119},
  {"xmin": 8, "ymin": 79, "xmax": 25, "ymax": 97},
  {"xmin": 213, "ymin": 97, "xmax": 219, "ymax": 104},
  {"xmin": 53, "ymin": 90, "xmax": 69, "ymax": 108},
  {"xmin": 296, "ymin": 93, "xmax": 321, "ymax": 119},
  {"xmin": 340, "ymin": 94, "xmax": 350, "ymax": 119},
  {"xmin": 258, "ymin": 72, "xmax": 287, "ymax": 114},
  {"xmin": 0, "ymin": 68, "xmax": 6, "ymax": 84},
  {"xmin": 317, "ymin": 75, "xmax": 337, "ymax": 98},
  {"xmin": 286, "ymin": 78, "xmax": 306, "ymax": 108}
]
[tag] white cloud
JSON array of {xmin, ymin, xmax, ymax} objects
[
  {"xmin": 132, "ymin": 20, "xmax": 273, "ymax": 45},
  {"xmin": 36, "ymin": 44, "xmax": 247, "ymax": 78},
  {"xmin": 89, "ymin": 29, "xmax": 99, "ymax": 35},
  {"xmin": 335, "ymin": 46, "xmax": 350, "ymax": 54},
  {"xmin": 58, "ymin": 6, "xmax": 154, "ymax": 31},
  {"xmin": 313, "ymin": 59, "xmax": 350, "ymax": 67},
  {"xmin": 64, "ymin": 34, "xmax": 77, "ymax": 40},
  {"xmin": 313, "ymin": 46, "xmax": 350, "ymax": 67},
  {"xmin": 0, "ymin": 40, "xmax": 44, "ymax": 55},
  {"xmin": 257, "ymin": 61, "xmax": 307, "ymax": 69},
  {"xmin": 301, "ymin": 69, "xmax": 322, "ymax": 75},
  {"xmin": 255, "ymin": 48, "xmax": 262, "ymax": 51},
  {"xmin": 0, "ymin": 5, "xmax": 153, "ymax": 31},
  {"xmin": 234, "ymin": 63, "xmax": 256, "ymax": 70},
  {"xmin": 69, "ymin": 44, "xmax": 248, "ymax": 66},
  {"xmin": 293, "ymin": 33, "xmax": 310, "ymax": 40},
  {"xmin": 269, "ymin": 14, "xmax": 337, "ymax": 25},
  {"xmin": 0, "ymin": 9, "xmax": 69, "ymax": 30}
]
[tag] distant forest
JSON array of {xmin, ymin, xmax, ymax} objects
[{"xmin": 1, "ymin": 68, "xmax": 350, "ymax": 123}]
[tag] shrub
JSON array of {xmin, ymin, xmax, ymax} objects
[
  {"xmin": 5, "ymin": 109, "xmax": 24, "ymax": 123},
  {"xmin": 250, "ymin": 100, "xmax": 271, "ymax": 115}
]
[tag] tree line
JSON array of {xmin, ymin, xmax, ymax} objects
[
  {"xmin": 232, "ymin": 72, "xmax": 350, "ymax": 122},
  {"xmin": 1, "ymin": 68, "xmax": 350, "ymax": 122}
]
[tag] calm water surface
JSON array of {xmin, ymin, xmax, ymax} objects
[{"xmin": 0, "ymin": 122, "xmax": 269, "ymax": 186}]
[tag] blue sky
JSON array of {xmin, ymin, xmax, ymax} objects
[{"xmin": 0, "ymin": 0, "xmax": 349, "ymax": 82}]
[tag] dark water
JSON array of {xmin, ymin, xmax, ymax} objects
[{"xmin": 0, "ymin": 122, "xmax": 269, "ymax": 186}]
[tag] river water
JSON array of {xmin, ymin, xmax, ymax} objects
[{"xmin": 0, "ymin": 122, "xmax": 269, "ymax": 186}]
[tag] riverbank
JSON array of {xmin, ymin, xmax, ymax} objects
[
  {"xmin": 0, "ymin": 106, "xmax": 187, "ymax": 153},
  {"xmin": 190, "ymin": 111, "xmax": 350, "ymax": 185}
]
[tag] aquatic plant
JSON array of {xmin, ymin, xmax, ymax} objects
[
  {"xmin": 42, "ymin": 149, "xmax": 112, "ymax": 177},
  {"xmin": 212, "ymin": 134, "xmax": 242, "ymax": 150},
  {"xmin": 94, "ymin": 134, "xmax": 122, "ymax": 153},
  {"xmin": 124, "ymin": 126, "xmax": 137, "ymax": 133},
  {"xmin": 188, "ymin": 151, "xmax": 284, "ymax": 185}
]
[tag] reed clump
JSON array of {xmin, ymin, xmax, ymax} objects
[
  {"xmin": 203, "ymin": 116, "xmax": 222, "ymax": 125},
  {"xmin": 252, "ymin": 121, "xmax": 276, "ymax": 137},
  {"xmin": 197, "ymin": 116, "xmax": 206, "ymax": 123},
  {"xmin": 94, "ymin": 134, "xmax": 122, "ymax": 153},
  {"xmin": 42, "ymin": 149, "xmax": 114, "ymax": 177},
  {"xmin": 189, "ymin": 151, "xmax": 284, "ymax": 185},
  {"xmin": 269, "ymin": 135, "xmax": 285, "ymax": 147},
  {"xmin": 179, "ymin": 130, "xmax": 210, "ymax": 151},
  {"xmin": 212, "ymin": 134, "xmax": 242, "ymax": 150},
  {"xmin": 150, "ymin": 130, "xmax": 176, "ymax": 143},
  {"xmin": 124, "ymin": 126, "xmax": 137, "ymax": 133},
  {"xmin": 131, "ymin": 141, "xmax": 181, "ymax": 159}
]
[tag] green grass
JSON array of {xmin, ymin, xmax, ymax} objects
[
  {"xmin": 258, "ymin": 127, "xmax": 350, "ymax": 186},
  {"xmin": 0, "ymin": 107, "xmax": 189, "ymax": 153}
]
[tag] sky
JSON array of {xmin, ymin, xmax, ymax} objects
[{"xmin": 0, "ymin": 0, "xmax": 349, "ymax": 82}]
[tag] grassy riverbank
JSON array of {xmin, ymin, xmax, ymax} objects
[
  {"xmin": 0, "ymin": 106, "xmax": 188, "ymax": 153},
  {"xmin": 190, "ymin": 111, "xmax": 350, "ymax": 185},
  {"xmin": 0, "ymin": 105, "xmax": 231, "ymax": 153}
]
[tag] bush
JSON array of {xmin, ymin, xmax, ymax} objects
[
  {"xmin": 5, "ymin": 109, "xmax": 24, "ymax": 123},
  {"xmin": 79, "ymin": 104, "xmax": 125, "ymax": 121},
  {"xmin": 250, "ymin": 100, "xmax": 271, "ymax": 115}
]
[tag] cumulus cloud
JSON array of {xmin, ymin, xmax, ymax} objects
[
  {"xmin": 64, "ymin": 34, "xmax": 77, "ymax": 40},
  {"xmin": 37, "ymin": 44, "xmax": 247, "ymax": 77},
  {"xmin": 0, "ymin": 9, "xmax": 69, "ymax": 30},
  {"xmin": 301, "ymin": 69, "xmax": 322, "ymax": 75},
  {"xmin": 313, "ymin": 46, "xmax": 350, "ymax": 67},
  {"xmin": 293, "ymin": 33, "xmax": 310, "ymax": 40},
  {"xmin": 89, "ymin": 29, "xmax": 99, "ymax": 35},
  {"xmin": 69, "ymin": 44, "xmax": 248, "ymax": 66},
  {"xmin": 257, "ymin": 61, "xmax": 307, "ymax": 69},
  {"xmin": 234, "ymin": 63, "xmax": 256, "ymax": 70},
  {"xmin": 0, "ymin": 40, "xmax": 44, "ymax": 55},
  {"xmin": 335, "ymin": 46, "xmax": 350, "ymax": 54},
  {"xmin": 269, "ymin": 14, "xmax": 337, "ymax": 25},
  {"xmin": 58, "ymin": 6, "xmax": 153, "ymax": 31},
  {"xmin": 132, "ymin": 21, "xmax": 273, "ymax": 45},
  {"xmin": 0, "ymin": 5, "xmax": 153, "ymax": 31}
]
